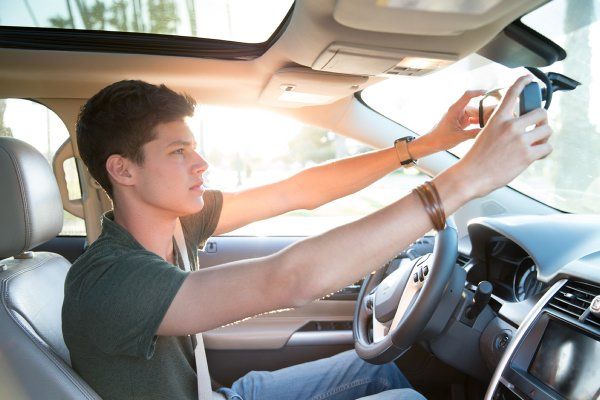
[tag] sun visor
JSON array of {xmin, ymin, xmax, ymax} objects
[
  {"xmin": 259, "ymin": 67, "xmax": 369, "ymax": 108},
  {"xmin": 477, "ymin": 20, "xmax": 566, "ymax": 68}
]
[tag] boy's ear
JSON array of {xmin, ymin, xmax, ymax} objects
[{"xmin": 106, "ymin": 155, "xmax": 135, "ymax": 186}]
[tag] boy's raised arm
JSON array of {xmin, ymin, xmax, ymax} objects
[{"xmin": 158, "ymin": 75, "xmax": 552, "ymax": 336}]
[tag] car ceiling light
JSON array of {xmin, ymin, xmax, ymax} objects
[
  {"xmin": 375, "ymin": 0, "xmax": 503, "ymax": 15},
  {"xmin": 395, "ymin": 57, "xmax": 454, "ymax": 70},
  {"xmin": 280, "ymin": 84, "xmax": 296, "ymax": 92}
]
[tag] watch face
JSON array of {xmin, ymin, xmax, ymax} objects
[{"xmin": 395, "ymin": 136, "xmax": 414, "ymax": 144}]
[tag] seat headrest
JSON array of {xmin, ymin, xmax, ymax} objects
[{"xmin": 0, "ymin": 137, "xmax": 63, "ymax": 259}]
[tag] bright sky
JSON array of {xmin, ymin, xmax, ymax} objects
[
  {"xmin": 3, "ymin": 99, "xmax": 67, "ymax": 161},
  {"xmin": 188, "ymin": 105, "xmax": 303, "ymax": 159},
  {"xmin": 3, "ymin": 100, "xmax": 306, "ymax": 162}
]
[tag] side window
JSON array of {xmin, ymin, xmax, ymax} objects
[
  {"xmin": 192, "ymin": 105, "xmax": 427, "ymax": 236},
  {"xmin": 0, "ymin": 98, "xmax": 86, "ymax": 236}
]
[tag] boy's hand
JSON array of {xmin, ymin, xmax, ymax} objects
[
  {"xmin": 454, "ymin": 75, "xmax": 553, "ymax": 199},
  {"xmin": 420, "ymin": 89, "xmax": 490, "ymax": 152}
]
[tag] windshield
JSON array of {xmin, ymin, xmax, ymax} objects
[{"xmin": 362, "ymin": 0, "xmax": 600, "ymax": 214}]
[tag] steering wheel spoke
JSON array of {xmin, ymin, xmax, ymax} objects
[
  {"xmin": 371, "ymin": 257, "xmax": 431, "ymax": 342},
  {"xmin": 390, "ymin": 261, "xmax": 430, "ymax": 331}
]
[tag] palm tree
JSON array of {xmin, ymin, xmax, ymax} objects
[{"xmin": 49, "ymin": 0, "xmax": 180, "ymax": 34}]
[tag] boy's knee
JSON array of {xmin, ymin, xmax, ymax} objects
[{"xmin": 360, "ymin": 388, "xmax": 426, "ymax": 400}]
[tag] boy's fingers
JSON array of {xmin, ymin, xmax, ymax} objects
[
  {"xmin": 465, "ymin": 106, "xmax": 480, "ymax": 119},
  {"xmin": 497, "ymin": 76, "xmax": 534, "ymax": 116},
  {"xmin": 450, "ymin": 90, "xmax": 487, "ymax": 112},
  {"xmin": 530, "ymin": 142, "xmax": 553, "ymax": 161},
  {"xmin": 515, "ymin": 108, "xmax": 548, "ymax": 130},
  {"xmin": 525, "ymin": 124, "xmax": 552, "ymax": 145}
]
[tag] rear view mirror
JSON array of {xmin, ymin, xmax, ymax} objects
[{"xmin": 478, "ymin": 68, "xmax": 581, "ymax": 127}]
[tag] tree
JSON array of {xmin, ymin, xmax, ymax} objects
[
  {"xmin": 0, "ymin": 99, "xmax": 13, "ymax": 137},
  {"xmin": 49, "ymin": 0, "xmax": 180, "ymax": 35},
  {"xmin": 288, "ymin": 127, "xmax": 336, "ymax": 167}
]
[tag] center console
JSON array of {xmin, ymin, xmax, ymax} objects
[{"xmin": 485, "ymin": 279, "xmax": 600, "ymax": 400}]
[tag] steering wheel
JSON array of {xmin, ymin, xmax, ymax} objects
[{"xmin": 353, "ymin": 226, "xmax": 458, "ymax": 364}]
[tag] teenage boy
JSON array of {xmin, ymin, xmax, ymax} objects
[{"xmin": 63, "ymin": 75, "xmax": 551, "ymax": 399}]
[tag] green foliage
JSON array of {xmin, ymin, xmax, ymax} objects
[
  {"xmin": 0, "ymin": 99, "xmax": 13, "ymax": 137},
  {"xmin": 49, "ymin": 0, "xmax": 180, "ymax": 34},
  {"xmin": 288, "ymin": 126, "xmax": 336, "ymax": 166}
]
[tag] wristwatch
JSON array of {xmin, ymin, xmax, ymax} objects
[{"xmin": 394, "ymin": 136, "xmax": 416, "ymax": 166}]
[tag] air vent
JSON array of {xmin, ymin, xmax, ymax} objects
[
  {"xmin": 456, "ymin": 254, "xmax": 472, "ymax": 268},
  {"xmin": 548, "ymin": 281, "xmax": 600, "ymax": 330}
]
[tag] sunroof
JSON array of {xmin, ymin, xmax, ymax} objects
[{"xmin": 1, "ymin": 0, "xmax": 294, "ymax": 43}]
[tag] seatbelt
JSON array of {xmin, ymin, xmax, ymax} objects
[{"xmin": 174, "ymin": 219, "xmax": 224, "ymax": 400}]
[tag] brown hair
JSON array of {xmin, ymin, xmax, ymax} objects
[{"xmin": 76, "ymin": 80, "xmax": 195, "ymax": 198}]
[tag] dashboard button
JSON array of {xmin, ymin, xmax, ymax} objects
[{"xmin": 494, "ymin": 332, "xmax": 511, "ymax": 351}]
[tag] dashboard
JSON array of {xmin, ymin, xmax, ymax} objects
[
  {"xmin": 466, "ymin": 236, "xmax": 545, "ymax": 303},
  {"xmin": 461, "ymin": 215, "xmax": 600, "ymax": 400}
]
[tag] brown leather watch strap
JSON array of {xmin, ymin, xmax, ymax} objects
[{"xmin": 394, "ymin": 136, "xmax": 416, "ymax": 166}]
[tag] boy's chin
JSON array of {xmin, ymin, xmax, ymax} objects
[{"xmin": 178, "ymin": 199, "xmax": 205, "ymax": 216}]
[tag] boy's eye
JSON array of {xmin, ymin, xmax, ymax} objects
[{"xmin": 173, "ymin": 148, "xmax": 184, "ymax": 155}]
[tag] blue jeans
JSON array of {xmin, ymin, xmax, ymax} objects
[{"xmin": 216, "ymin": 349, "xmax": 424, "ymax": 400}]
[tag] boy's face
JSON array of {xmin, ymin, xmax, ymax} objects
[{"xmin": 129, "ymin": 118, "xmax": 208, "ymax": 217}]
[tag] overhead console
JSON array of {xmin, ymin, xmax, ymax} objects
[
  {"xmin": 307, "ymin": 0, "xmax": 552, "ymax": 77},
  {"xmin": 311, "ymin": 42, "xmax": 456, "ymax": 77}
]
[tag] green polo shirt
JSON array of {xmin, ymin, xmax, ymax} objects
[{"xmin": 62, "ymin": 190, "xmax": 222, "ymax": 400}]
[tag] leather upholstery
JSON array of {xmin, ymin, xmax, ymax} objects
[
  {"xmin": 0, "ymin": 137, "xmax": 63, "ymax": 259},
  {"xmin": 0, "ymin": 254, "xmax": 100, "ymax": 399},
  {"xmin": 0, "ymin": 137, "xmax": 100, "ymax": 399}
]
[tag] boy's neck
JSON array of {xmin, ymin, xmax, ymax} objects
[{"xmin": 112, "ymin": 204, "xmax": 177, "ymax": 264}]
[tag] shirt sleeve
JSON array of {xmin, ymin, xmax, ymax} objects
[
  {"xmin": 80, "ymin": 251, "xmax": 189, "ymax": 359},
  {"xmin": 180, "ymin": 189, "xmax": 223, "ymax": 249}
]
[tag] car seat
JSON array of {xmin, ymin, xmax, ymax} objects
[{"xmin": 0, "ymin": 136, "xmax": 100, "ymax": 399}]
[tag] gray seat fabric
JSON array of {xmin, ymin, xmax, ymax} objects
[{"xmin": 0, "ymin": 137, "xmax": 100, "ymax": 399}]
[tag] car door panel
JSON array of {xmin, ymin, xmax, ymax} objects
[{"xmin": 199, "ymin": 236, "xmax": 357, "ymax": 382}]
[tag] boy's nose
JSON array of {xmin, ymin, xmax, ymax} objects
[{"xmin": 192, "ymin": 152, "xmax": 209, "ymax": 174}]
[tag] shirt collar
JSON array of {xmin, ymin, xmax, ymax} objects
[{"xmin": 100, "ymin": 211, "xmax": 145, "ymax": 250}]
